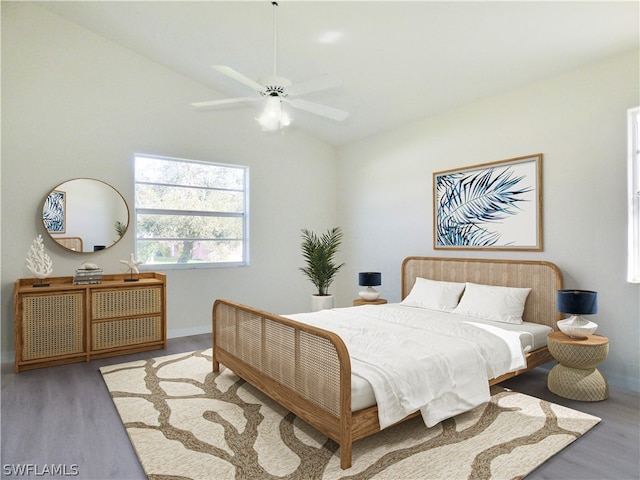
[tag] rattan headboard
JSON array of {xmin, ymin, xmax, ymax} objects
[{"xmin": 401, "ymin": 257, "xmax": 563, "ymax": 329}]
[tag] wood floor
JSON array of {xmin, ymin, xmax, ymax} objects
[{"xmin": 2, "ymin": 333, "xmax": 638, "ymax": 479}]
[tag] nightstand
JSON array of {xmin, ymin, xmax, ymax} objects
[
  {"xmin": 547, "ymin": 331, "xmax": 609, "ymax": 401},
  {"xmin": 353, "ymin": 298, "xmax": 387, "ymax": 306}
]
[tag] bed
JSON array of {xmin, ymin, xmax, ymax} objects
[{"xmin": 212, "ymin": 257, "xmax": 563, "ymax": 469}]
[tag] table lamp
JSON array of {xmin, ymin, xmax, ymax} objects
[
  {"xmin": 358, "ymin": 272, "xmax": 382, "ymax": 301},
  {"xmin": 556, "ymin": 289, "xmax": 598, "ymax": 338}
]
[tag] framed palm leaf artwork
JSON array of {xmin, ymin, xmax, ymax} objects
[{"xmin": 434, "ymin": 154, "xmax": 542, "ymax": 251}]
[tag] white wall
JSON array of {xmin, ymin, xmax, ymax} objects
[
  {"xmin": 335, "ymin": 49, "xmax": 640, "ymax": 391},
  {"xmin": 1, "ymin": 3, "xmax": 337, "ymax": 355},
  {"xmin": 3, "ymin": 3, "xmax": 639, "ymax": 393}
]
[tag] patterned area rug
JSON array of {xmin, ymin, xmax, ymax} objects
[{"xmin": 100, "ymin": 349, "xmax": 600, "ymax": 480}]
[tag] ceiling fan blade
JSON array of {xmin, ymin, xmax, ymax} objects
[
  {"xmin": 191, "ymin": 97, "xmax": 258, "ymax": 109},
  {"xmin": 212, "ymin": 65, "xmax": 266, "ymax": 93},
  {"xmin": 287, "ymin": 98, "xmax": 349, "ymax": 122},
  {"xmin": 287, "ymin": 74, "xmax": 343, "ymax": 97}
]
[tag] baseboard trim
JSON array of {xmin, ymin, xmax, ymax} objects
[{"xmin": 167, "ymin": 325, "xmax": 211, "ymax": 339}]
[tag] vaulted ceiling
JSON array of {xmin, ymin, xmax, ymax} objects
[{"xmin": 38, "ymin": 1, "xmax": 639, "ymax": 146}]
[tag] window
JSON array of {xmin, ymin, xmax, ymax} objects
[
  {"xmin": 628, "ymin": 107, "xmax": 640, "ymax": 283},
  {"xmin": 134, "ymin": 154, "xmax": 249, "ymax": 269}
]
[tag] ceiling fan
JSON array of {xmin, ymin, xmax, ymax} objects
[{"xmin": 191, "ymin": 1, "xmax": 349, "ymax": 131}]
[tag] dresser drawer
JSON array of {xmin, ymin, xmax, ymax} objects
[
  {"xmin": 92, "ymin": 286, "xmax": 162, "ymax": 319},
  {"xmin": 92, "ymin": 315, "xmax": 163, "ymax": 351}
]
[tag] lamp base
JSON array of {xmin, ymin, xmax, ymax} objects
[
  {"xmin": 557, "ymin": 315, "xmax": 598, "ymax": 339},
  {"xmin": 358, "ymin": 286, "xmax": 381, "ymax": 301}
]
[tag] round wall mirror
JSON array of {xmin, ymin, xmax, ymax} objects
[{"xmin": 42, "ymin": 178, "xmax": 130, "ymax": 253}]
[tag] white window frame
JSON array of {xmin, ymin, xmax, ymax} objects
[
  {"xmin": 134, "ymin": 154, "xmax": 249, "ymax": 270},
  {"xmin": 628, "ymin": 107, "xmax": 640, "ymax": 283}
]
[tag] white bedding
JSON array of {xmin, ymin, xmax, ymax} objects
[{"xmin": 286, "ymin": 303, "xmax": 535, "ymax": 430}]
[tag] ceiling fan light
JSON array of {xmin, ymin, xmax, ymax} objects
[
  {"xmin": 280, "ymin": 109, "xmax": 291, "ymax": 128},
  {"xmin": 256, "ymin": 97, "xmax": 290, "ymax": 131}
]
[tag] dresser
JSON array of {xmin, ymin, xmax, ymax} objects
[{"xmin": 14, "ymin": 272, "xmax": 166, "ymax": 372}]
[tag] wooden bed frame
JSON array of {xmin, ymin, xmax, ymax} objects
[{"xmin": 212, "ymin": 257, "xmax": 563, "ymax": 470}]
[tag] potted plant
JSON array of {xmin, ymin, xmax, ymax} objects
[{"xmin": 299, "ymin": 227, "xmax": 345, "ymax": 311}]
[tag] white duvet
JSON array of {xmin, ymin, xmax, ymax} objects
[{"xmin": 286, "ymin": 304, "xmax": 526, "ymax": 430}]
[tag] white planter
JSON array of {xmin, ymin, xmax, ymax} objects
[{"xmin": 311, "ymin": 294, "xmax": 334, "ymax": 312}]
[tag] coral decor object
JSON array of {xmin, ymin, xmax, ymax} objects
[{"xmin": 25, "ymin": 235, "xmax": 53, "ymax": 282}]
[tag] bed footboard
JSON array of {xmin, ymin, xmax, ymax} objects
[{"xmin": 212, "ymin": 299, "xmax": 354, "ymax": 469}]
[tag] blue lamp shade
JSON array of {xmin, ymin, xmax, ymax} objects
[
  {"xmin": 358, "ymin": 272, "xmax": 382, "ymax": 287},
  {"xmin": 557, "ymin": 290, "xmax": 598, "ymax": 315}
]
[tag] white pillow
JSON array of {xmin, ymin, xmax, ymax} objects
[
  {"xmin": 401, "ymin": 277, "xmax": 466, "ymax": 312},
  {"xmin": 453, "ymin": 282, "xmax": 531, "ymax": 324}
]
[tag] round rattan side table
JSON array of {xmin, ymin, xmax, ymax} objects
[{"xmin": 547, "ymin": 331, "xmax": 609, "ymax": 401}]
